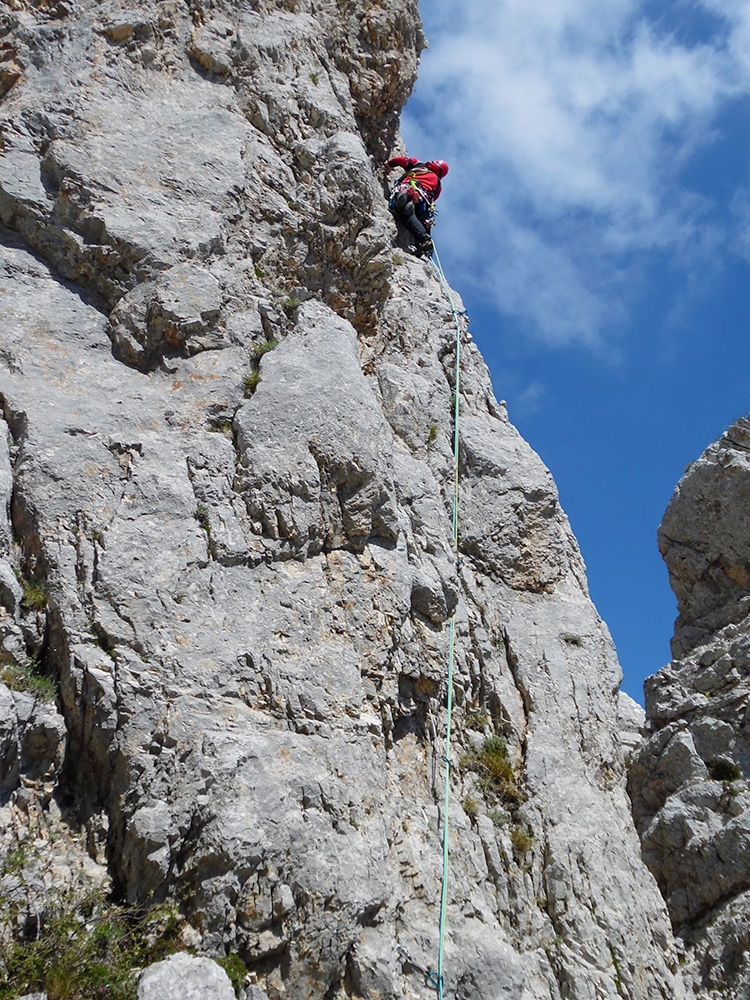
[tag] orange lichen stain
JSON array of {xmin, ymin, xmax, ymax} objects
[
  {"xmin": 85, "ymin": 463, "xmax": 112, "ymax": 477},
  {"xmin": 722, "ymin": 561, "xmax": 750, "ymax": 588}
]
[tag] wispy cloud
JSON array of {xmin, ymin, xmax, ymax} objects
[
  {"xmin": 730, "ymin": 185, "xmax": 750, "ymax": 261},
  {"xmin": 403, "ymin": 0, "xmax": 750, "ymax": 347},
  {"xmin": 516, "ymin": 379, "xmax": 547, "ymax": 416}
]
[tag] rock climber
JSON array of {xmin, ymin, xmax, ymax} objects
[{"xmin": 385, "ymin": 156, "xmax": 449, "ymax": 258}]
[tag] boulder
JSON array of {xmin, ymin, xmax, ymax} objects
[{"xmin": 138, "ymin": 953, "xmax": 235, "ymax": 1000}]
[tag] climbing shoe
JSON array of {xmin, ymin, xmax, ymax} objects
[{"xmin": 415, "ymin": 238, "xmax": 434, "ymax": 258}]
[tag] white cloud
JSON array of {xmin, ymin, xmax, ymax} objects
[
  {"xmin": 730, "ymin": 185, "xmax": 750, "ymax": 260},
  {"xmin": 402, "ymin": 0, "xmax": 750, "ymax": 347},
  {"xmin": 517, "ymin": 380, "xmax": 547, "ymax": 416}
]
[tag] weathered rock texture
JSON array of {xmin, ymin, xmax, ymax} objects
[
  {"xmin": 1, "ymin": 1, "xmax": 682, "ymax": 998},
  {"xmin": 629, "ymin": 418, "xmax": 750, "ymax": 998},
  {"xmin": 138, "ymin": 952, "xmax": 236, "ymax": 1000}
]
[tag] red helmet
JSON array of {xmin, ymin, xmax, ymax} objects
[{"xmin": 427, "ymin": 160, "xmax": 449, "ymax": 178}]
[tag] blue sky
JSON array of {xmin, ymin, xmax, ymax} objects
[{"xmin": 402, "ymin": 0, "xmax": 750, "ymax": 703}]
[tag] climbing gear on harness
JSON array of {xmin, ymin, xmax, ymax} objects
[
  {"xmin": 388, "ymin": 176, "xmax": 438, "ymax": 214},
  {"xmin": 388, "ymin": 163, "xmax": 442, "ymax": 212}
]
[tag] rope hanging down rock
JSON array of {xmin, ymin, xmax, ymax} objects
[{"xmin": 430, "ymin": 242, "xmax": 465, "ymax": 1000}]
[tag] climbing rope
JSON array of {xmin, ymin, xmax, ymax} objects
[{"xmin": 430, "ymin": 242, "xmax": 464, "ymax": 1000}]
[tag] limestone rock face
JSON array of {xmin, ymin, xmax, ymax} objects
[
  {"xmin": 660, "ymin": 418, "xmax": 750, "ymax": 659},
  {"xmin": 138, "ymin": 953, "xmax": 235, "ymax": 1000},
  {"xmin": 629, "ymin": 418, "xmax": 750, "ymax": 998},
  {"xmin": 1, "ymin": 1, "xmax": 681, "ymax": 998},
  {"xmin": 618, "ymin": 691, "xmax": 646, "ymax": 759}
]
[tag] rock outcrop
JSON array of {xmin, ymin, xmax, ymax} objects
[
  {"xmin": 629, "ymin": 418, "xmax": 750, "ymax": 998},
  {"xmin": 1, "ymin": 1, "xmax": 682, "ymax": 998},
  {"xmin": 138, "ymin": 953, "xmax": 236, "ymax": 1000}
]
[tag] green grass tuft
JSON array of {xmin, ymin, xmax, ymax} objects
[
  {"xmin": 460, "ymin": 736, "xmax": 524, "ymax": 805},
  {"xmin": 462, "ymin": 795, "xmax": 479, "ymax": 819},
  {"xmin": 465, "ymin": 710, "xmax": 489, "ymax": 731},
  {"xmin": 510, "ymin": 823, "xmax": 533, "ymax": 858},
  {"xmin": 0, "ymin": 885, "xmax": 182, "ymax": 1000},
  {"xmin": 250, "ymin": 338, "xmax": 279, "ymax": 363},
  {"xmin": 280, "ymin": 295, "xmax": 299, "ymax": 315},
  {"xmin": 243, "ymin": 369, "xmax": 260, "ymax": 397},
  {"xmin": 561, "ymin": 632, "xmax": 583, "ymax": 646},
  {"xmin": 20, "ymin": 579, "xmax": 49, "ymax": 611},
  {"xmin": 0, "ymin": 659, "xmax": 55, "ymax": 701},
  {"xmin": 215, "ymin": 955, "xmax": 248, "ymax": 997},
  {"xmin": 244, "ymin": 339, "xmax": 279, "ymax": 397},
  {"xmin": 194, "ymin": 504, "xmax": 210, "ymax": 536}
]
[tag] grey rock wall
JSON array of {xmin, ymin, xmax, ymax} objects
[
  {"xmin": 1, "ymin": 1, "xmax": 683, "ymax": 998},
  {"xmin": 629, "ymin": 418, "xmax": 750, "ymax": 998}
]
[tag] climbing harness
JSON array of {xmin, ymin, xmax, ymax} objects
[
  {"xmin": 388, "ymin": 164, "xmax": 443, "ymax": 205},
  {"xmin": 388, "ymin": 166, "xmax": 440, "ymax": 231},
  {"xmin": 431, "ymin": 242, "xmax": 465, "ymax": 1000}
]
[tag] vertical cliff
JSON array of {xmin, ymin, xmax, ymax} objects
[
  {"xmin": 0, "ymin": 2, "xmax": 682, "ymax": 998},
  {"xmin": 629, "ymin": 418, "xmax": 750, "ymax": 999}
]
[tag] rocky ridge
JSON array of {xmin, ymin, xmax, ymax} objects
[
  {"xmin": 0, "ymin": 1, "xmax": 682, "ymax": 998},
  {"xmin": 629, "ymin": 417, "xmax": 750, "ymax": 998}
]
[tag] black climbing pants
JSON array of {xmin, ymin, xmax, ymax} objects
[{"xmin": 390, "ymin": 191, "xmax": 431, "ymax": 245}]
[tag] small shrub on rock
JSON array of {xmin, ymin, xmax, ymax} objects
[
  {"xmin": 460, "ymin": 736, "xmax": 524, "ymax": 804},
  {"xmin": 215, "ymin": 954, "xmax": 248, "ymax": 996},
  {"xmin": 708, "ymin": 759, "xmax": 742, "ymax": 782},
  {"xmin": 463, "ymin": 795, "xmax": 479, "ymax": 819},
  {"xmin": 19, "ymin": 578, "xmax": 49, "ymax": 611},
  {"xmin": 194, "ymin": 504, "xmax": 210, "ymax": 536},
  {"xmin": 0, "ymin": 882, "xmax": 182, "ymax": 1000},
  {"xmin": 465, "ymin": 710, "xmax": 489, "ymax": 731},
  {"xmin": 243, "ymin": 369, "xmax": 260, "ymax": 396},
  {"xmin": 510, "ymin": 823, "xmax": 533, "ymax": 859},
  {"xmin": 244, "ymin": 339, "xmax": 279, "ymax": 397}
]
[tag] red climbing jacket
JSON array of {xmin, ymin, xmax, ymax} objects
[{"xmin": 386, "ymin": 157, "xmax": 448, "ymax": 203}]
